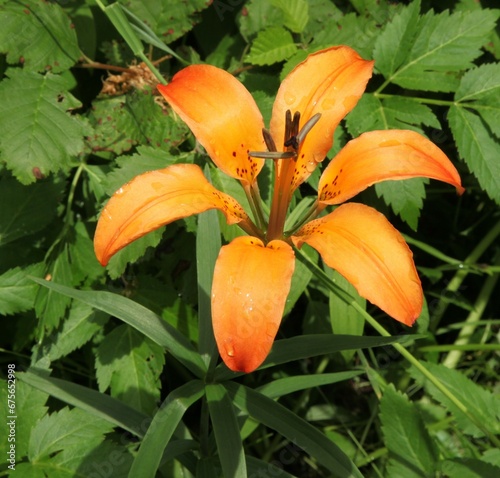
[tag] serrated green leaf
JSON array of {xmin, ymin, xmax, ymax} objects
[
  {"xmin": 375, "ymin": 178, "xmax": 428, "ymax": 231},
  {"xmin": 206, "ymin": 384, "xmax": 247, "ymax": 477},
  {"xmin": 238, "ymin": 0, "xmax": 284, "ymax": 41},
  {"xmin": 129, "ymin": 380, "xmax": 204, "ymax": 478},
  {"xmin": 373, "ymin": 0, "xmax": 420, "ymax": 78},
  {"xmin": 30, "ymin": 278, "xmax": 207, "ymax": 378},
  {"xmin": 380, "ymin": 385, "xmax": 438, "ymax": 478},
  {"xmin": 454, "ymin": 63, "xmax": 500, "ymax": 138},
  {"xmin": 410, "ymin": 362, "xmax": 500, "ymax": 437},
  {"xmin": 346, "ymin": 94, "xmax": 440, "ymax": 137},
  {"xmin": 0, "ymin": 70, "xmax": 91, "ymax": 185},
  {"xmin": 0, "ymin": 0, "xmax": 80, "ymax": 72},
  {"xmin": 0, "ymin": 177, "xmax": 63, "ymax": 246},
  {"xmin": 42, "ymin": 301, "xmax": 108, "ymax": 362},
  {"xmin": 19, "ymin": 371, "xmax": 149, "ymax": 437},
  {"xmin": 448, "ymin": 105, "xmax": 500, "ymax": 204},
  {"xmin": 0, "ymin": 263, "xmax": 44, "ymax": 315},
  {"xmin": 389, "ymin": 9, "xmax": 500, "ymax": 92},
  {"xmin": 117, "ymin": 0, "xmax": 209, "ymax": 44},
  {"xmin": 441, "ymin": 458, "xmax": 500, "ymax": 478},
  {"xmin": 225, "ymin": 381, "xmax": 363, "ymax": 478},
  {"xmin": 96, "ymin": 324, "xmax": 164, "ymax": 414},
  {"xmin": 29, "ymin": 407, "xmax": 114, "ymax": 462},
  {"xmin": 271, "ymin": 0, "xmax": 308, "ymax": 33},
  {"xmin": 246, "ymin": 26, "xmax": 297, "ymax": 66}
]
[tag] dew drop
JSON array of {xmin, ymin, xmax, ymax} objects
[
  {"xmin": 116, "ymin": 187, "xmax": 124, "ymax": 195},
  {"xmin": 284, "ymin": 91, "xmax": 296, "ymax": 105},
  {"xmin": 321, "ymin": 97, "xmax": 336, "ymax": 110},
  {"xmin": 225, "ymin": 341, "xmax": 235, "ymax": 357},
  {"xmin": 306, "ymin": 160, "xmax": 316, "ymax": 173}
]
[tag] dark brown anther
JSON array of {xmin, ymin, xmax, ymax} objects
[
  {"xmin": 283, "ymin": 110, "xmax": 301, "ymax": 151},
  {"xmin": 262, "ymin": 128, "xmax": 277, "ymax": 152}
]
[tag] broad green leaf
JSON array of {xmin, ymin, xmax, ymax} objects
[
  {"xmin": 0, "ymin": 176, "xmax": 63, "ymax": 246},
  {"xmin": 346, "ymin": 94, "xmax": 440, "ymax": 137},
  {"xmin": 0, "ymin": 0, "xmax": 80, "ymax": 72},
  {"xmin": 245, "ymin": 26, "xmax": 297, "ymax": 66},
  {"xmin": 448, "ymin": 105, "xmax": 500, "ymax": 204},
  {"xmin": 373, "ymin": 0, "xmax": 420, "ymax": 78},
  {"xmin": 29, "ymin": 407, "xmax": 113, "ymax": 461},
  {"xmin": 271, "ymin": 0, "xmax": 309, "ymax": 33},
  {"xmin": 328, "ymin": 269, "xmax": 365, "ymax": 360},
  {"xmin": 0, "ymin": 70, "xmax": 91, "ymax": 185},
  {"xmin": 454, "ymin": 63, "xmax": 500, "ymax": 138},
  {"xmin": 117, "ymin": 0, "xmax": 210, "ymax": 44},
  {"xmin": 246, "ymin": 456, "xmax": 299, "ymax": 477},
  {"xmin": 96, "ymin": 324, "xmax": 164, "ymax": 414},
  {"xmin": 225, "ymin": 382, "xmax": 363, "ymax": 478},
  {"xmin": 19, "ymin": 371, "xmax": 149, "ymax": 437},
  {"xmin": 30, "ymin": 278, "xmax": 207, "ymax": 378},
  {"xmin": 410, "ymin": 362, "xmax": 500, "ymax": 437},
  {"xmin": 380, "ymin": 385, "xmax": 438, "ymax": 478},
  {"xmin": 441, "ymin": 458, "xmax": 500, "ymax": 478},
  {"xmin": 42, "ymin": 301, "xmax": 108, "ymax": 361},
  {"xmin": 0, "ymin": 263, "xmax": 44, "ymax": 315},
  {"xmin": 389, "ymin": 9, "xmax": 499, "ymax": 92},
  {"xmin": 206, "ymin": 384, "xmax": 247, "ymax": 477},
  {"xmin": 129, "ymin": 380, "xmax": 204, "ymax": 478},
  {"xmin": 257, "ymin": 371, "xmax": 363, "ymax": 399},
  {"xmin": 215, "ymin": 334, "xmax": 416, "ymax": 381},
  {"xmin": 238, "ymin": 0, "xmax": 284, "ymax": 41},
  {"xmin": 375, "ymin": 177, "xmax": 428, "ymax": 231}
]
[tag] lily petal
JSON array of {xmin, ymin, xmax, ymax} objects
[
  {"xmin": 94, "ymin": 164, "xmax": 249, "ymax": 266},
  {"xmin": 158, "ymin": 65, "xmax": 266, "ymax": 184},
  {"xmin": 270, "ymin": 46, "xmax": 374, "ymax": 190},
  {"xmin": 212, "ymin": 236, "xmax": 295, "ymax": 373},
  {"xmin": 318, "ymin": 129, "xmax": 465, "ymax": 204},
  {"xmin": 292, "ymin": 203, "xmax": 422, "ymax": 325}
]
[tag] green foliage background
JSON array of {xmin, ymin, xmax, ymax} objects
[{"xmin": 1, "ymin": 0, "xmax": 499, "ymax": 477}]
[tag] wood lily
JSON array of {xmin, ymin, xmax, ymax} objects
[{"xmin": 94, "ymin": 46, "xmax": 464, "ymax": 373}]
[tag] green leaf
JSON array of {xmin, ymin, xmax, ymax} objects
[
  {"xmin": 328, "ymin": 269, "xmax": 365, "ymax": 361},
  {"xmin": 0, "ymin": 263, "xmax": 44, "ymax": 315},
  {"xmin": 257, "ymin": 371, "xmax": 363, "ymax": 399},
  {"xmin": 216, "ymin": 334, "xmax": 416, "ymax": 381},
  {"xmin": 129, "ymin": 380, "xmax": 204, "ymax": 478},
  {"xmin": 388, "ymin": 9, "xmax": 500, "ymax": 92},
  {"xmin": 238, "ymin": 0, "xmax": 284, "ymax": 41},
  {"xmin": 30, "ymin": 278, "xmax": 207, "ymax": 378},
  {"xmin": 375, "ymin": 177, "xmax": 428, "ymax": 231},
  {"xmin": 448, "ymin": 105, "xmax": 500, "ymax": 204},
  {"xmin": 0, "ymin": 176, "xmax": 63, "ymax": 246},
  {"xmin": 19, "ymin": 371, "xmax": 149, "ymax": 437},
  {"xmin": 410, "ymin": 362, "xmax": 500, "ymax": 437},
  {"xmin": 271, "ymin": 0, "xmax": 309, "ymax": 33},
  {"xmin": 373, "ymin": 0, "xmax": 420, "ymax": 78},
  {"xmin": 441, "ymin": 458, "xmax": 500, "ymax": 478},
  {"xmin": 0, "ymin": 0, "xmax": 80, "ymax": 72},
  {"xmin": 380, "ymin": 385, "xmax": 439, "ymax": 478},
  {"xmin": 117, "ymin": 0, "xmax": 210, "ymax": 44},
  {"xmin": 206, "ymin": 384, "xmax": 247, "ymax": 477},
  {"xmin": 29, "ymin": 407, "xmax": 114, "ymax": 461},
  {"xmin": 0, "ymin": 70, "xmax": 91, "ymax": 185},
  {"xmin": 454, "ymin": 63, "xmax": 500, "ymax": 138},
  {"xmin": 245, "ymin": 26, "xmax": 298, "ymax": 66},
  {"xmin": 96, "ymin": 324, "xmax": 164, "ymax": 414},
  {"xmin": 42, "ymin": 301, "xmax": 108, "ymax": 361},
  {"xmin": 225, "ymin": 382, "xmax": 363, "ymax": 478}
]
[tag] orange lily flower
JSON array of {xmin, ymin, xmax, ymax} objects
[{"xmin": 94, "ymin": 46, "xmax": 464, "ymax": 373}]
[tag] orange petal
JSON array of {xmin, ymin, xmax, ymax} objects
[
  {"xmin": 292, "ymin": 203, "xmax": 422, "ymax": 325},
  {"xmin": 94, "ymin": 164, "xmax": 249, "ymax": 266},
  {"xmin": 158, "ymin": 65, "xmax": 266, "ymax": 184},
  {"xmin": 212, "ymin": 237, "xmax": 295, "ymax": 373},
  {"xmin": 318, "ymin": 129, "xmax": 465, "ymax": 204},
  {"xmin": 270, "ymin": 46, "xmax": 374, "ymax": 190}
]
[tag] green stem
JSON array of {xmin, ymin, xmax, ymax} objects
[
  {"xmin": 295, "ymin": 248, "xmax": 500, "ymax": 449},
  {"xmin": 373, "ymin": 92, "xmax": 455, "ymax": 107},
  {"xmin": 285, "ymin": 199, "xmax": 324, "ymax": 237},
  {"xmin": 441, "ymin": 251, "xmax": 500, "ymax": 369},
  {"xmin": 430, "ymin": 220, "xmax": 500, "ymax": 330},
  {"xmin": 243, "ymin": 182, "xmax": 267, "ymax": 233}
]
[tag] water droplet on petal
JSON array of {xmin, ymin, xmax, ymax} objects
[
  {"xmin": 225, "ymin": 341, "xmax": 235, "ymax": 357},
  {"xmin": 321, "ymin": 97, "xmax": 336, "ymax": 110},
  {"xmin": 306, "ymin": 161, "xmax": 316, "ymax": 173},
  {"xmin": 284, "ymin": 91, "xmax": 296, "ymax": 105}
]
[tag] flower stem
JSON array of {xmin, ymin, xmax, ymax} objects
[{"xmin": 243, "ymin": 182, "xmax": 267, "ymax": 233}]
